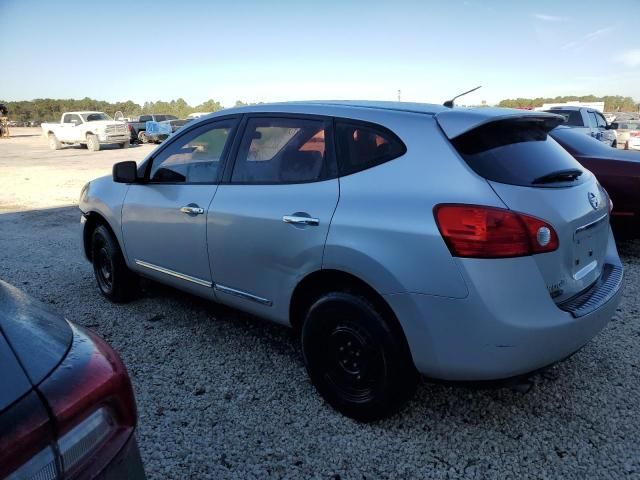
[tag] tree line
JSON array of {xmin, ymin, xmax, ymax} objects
[
  {"xmin": 0, "ymin": 97, "xmax": 251, "ymax": 122},
  {"xmin": 498, "ymin": 95, "xmax": 639, "ymax": 112}
]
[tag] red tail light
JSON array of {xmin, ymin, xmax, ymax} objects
[
  {"xmin": 2, "ymin": 325, "xmax": 137, "ymax": 479},
  {"xmin": 630, "ymin": 131, "xmax": 640, "ymax": 137},
  {"xmin": 127, "ymin": 124, "xmax": 133, "ymax": 132},
  {"xmin": 434, "ymin": 204, "xmax": 559, "ymax": 258}
]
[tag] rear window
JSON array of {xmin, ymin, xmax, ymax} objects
[
  {"xmin": 335, "ymin": 121, "xmax": 406, "ymax": 176},
  {"xmin": 451, "ymin": 119, "xmax": 586, "ymax": 187},
  {"xmin": 546, "ymin": 110, "xmax": 584, "ymax": 126}
]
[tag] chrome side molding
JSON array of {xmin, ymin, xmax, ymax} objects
[
  {"xmin": 134, "ymin": 260, "xmax": 212, "ymax": 288},
  {"xmin": 214, "ymin": 284, "xmax": 273, "ymax": 306}
]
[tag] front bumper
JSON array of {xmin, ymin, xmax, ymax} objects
[
  {"xmin": 97, "ymin": 133, "xmax": 130, "ymax": 144},
  {"xmin": 385, "ymin": 231, "xmax": 624, "ymax": 381}
]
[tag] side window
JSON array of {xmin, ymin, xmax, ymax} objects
[
  {"xmin": 139, "ymin": 115, "xmax": 152, "ymax": 123},
  {"xmin": 595, "ymin": 113, "xmax": 607, "ymax": 128},
  {"xmin": 588, "ymin": 112, "xmax": 598, "ymax": 129},
  {"xmin": 231, "ymin": 117, "xmax": 333, "ymax": 183},
  {"xmin": 63, "ymin": 114, "xmax": 80, "ymax": 124},
  {"xmin": 155, "ymin": 115, "xmax": 166, "ymax": 122},
  {"xmin": 335, "ymin": 121, "xmax": 406, "ymax": 176},
  {"xmin": 149, "ymin": 119, "xmax": 236, "ymax": 183}
]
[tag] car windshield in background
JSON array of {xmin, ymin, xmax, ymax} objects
[
  {"xmin": 547, "ymin": 110, "xmax": 583, "ymax": 126},
  {"xmin": 550, "ymin": 127, "xmax": 622, "ymax": 156},
  {"xmin": 82, "ymin": 113, "xmax": 113, "ymax": 122},
  {"xmin": 451, "ymin": 119, "xmax": 584, "ymax": 187},
  {"xmin": 617, "ymin": 122, "xmax": 640, "ymax": 130}
]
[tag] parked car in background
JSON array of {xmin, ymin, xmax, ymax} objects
[
  {"xmin": 627, "ymin": 136, "xmax": 640, "ymax": 151},
  {"xmin": 543, "ymin": 106, "xmax": 617, "ymax": 147},
  {"xmin": 145, "ymin": 118, "xmax": 194, "ymax": 143},
  {"xmin": 550, "ymin": 126, "xmax": 640, "ymax": 226},
  {"xmin": 0, "ymin": 279, "xmax": 145, "ymax": 479},
  {"xmin": 41, "ymin": 112, "xmax": 130, "ymax": 151},
  {"xmin": 79, "ymin": 101, "xmax": 623, "ymax": 421},
  {"xmin": 127, "ymin": 114, "xmax": 178, "ymax": 144},
  {"xmin": 610, "ymin": 120, "xmax": 640, "ymax": 150}
]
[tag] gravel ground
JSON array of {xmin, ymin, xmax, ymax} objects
[{"xmin": 1, "ymin": 133, "xmax": 639, "ymax": 479}]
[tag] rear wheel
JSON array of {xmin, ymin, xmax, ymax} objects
[
  {"xmin": 91, "ymin": 225, "xmax": 139, "ymax": 303},
  {"xmin": 138, "ymin": 131, "xmax": 149, "ymax": 144},
  {"xmin": 87, "ymin": 134, "xmax": 100, "ymax": 151},
  {"xmin": 301, "ymin": 292, "xmax": 417, "ymax": 422},
  {"xmin": 48, "ymin": 133, "xmax": 62, "ymax": 150}
]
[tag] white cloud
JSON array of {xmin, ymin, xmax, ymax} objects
[
  {"xmin": 615, "ymin": 50, "xmax": 640, "ymax": 67},
  {"xmin": 584, "ymin": 26, "xmax": 614, "ymax": 40},
  {"xmin": 533, "ymin": 13, "xmax": 565, "ymax": 22},
  {"xmin": 561, "ymin": 26, "xmax": 614, "ymax": 50}
]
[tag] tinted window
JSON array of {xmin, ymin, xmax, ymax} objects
[
  {"xmin": 63, "ymin": 114, "xmax": 81, "ymax": 124},
  {"xmin": 232, "ymin": 117, "xmax": 333, "ymax": 183},
  {"xmin": 335, "ymin": 121, "xmax": 406, "ymax": 175},
  {"xmin": 546, "ymin": 110, "xmax": 584, "ymax": 127},
  {"xmin": 139, "ymin": 115, "xmax": 152, "ymax": 122},
  {"xmin": 149, "ymin": 119, "xmax": 236, "ymax": 183},
  {"xmin": 451, "ymin": 119, "xmax": 585, "ymax": 187},
  {"xmin": 82, "ymin": 113, "xmax": 111, "ymax": 122}
]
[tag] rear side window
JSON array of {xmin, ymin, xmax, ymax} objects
[
  {"xmin": 335, "ymin": 121, "xmax": 406, "ymax": 176},
  {"xmin": 139, "ymin": 115, "xmax": 152, "ymax": 122},
  {"xmin": 451, "ymin": 119, "xmax": 585, "ymax": 187},
  {"xmin": 547, "ymin": 110, "xmax": 584, "ymax": 127},
  {"xmin": 231, "ymin": 117, "xmax": 335, "ymax": 184}
]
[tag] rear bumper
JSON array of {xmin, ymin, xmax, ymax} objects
[
  {"xmin": 385, "ymin": 235, "xmax": 623, "ymax": 381},
  {"xmin": 97, "ymin": 434, "xmax": 146, "ymax": 480}
]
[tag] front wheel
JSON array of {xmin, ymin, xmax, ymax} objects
[
  {"xmin": 87, "ymin": 134, "xmax": 100, "ymax": 151},
  {"xmin": 48, "ymin": 133, "xmax": 62, "ymax": 150},
  {"xmin": 91, "ymin": 225, "xmax": 139, "ymax": 303},
  {"xmin": 301, "ymin": 292, "xmax": 417, "ymax": 422}
]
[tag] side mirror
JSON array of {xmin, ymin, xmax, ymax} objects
[{"xmin": 113, "ymin": 161, "xmax": 138, "ymax": 183}]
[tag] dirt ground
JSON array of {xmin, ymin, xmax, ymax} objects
[{"xmin": 0, "ymin": 127, "xmax": 155, "ymax": 213}]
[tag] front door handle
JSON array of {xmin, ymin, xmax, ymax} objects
[
  {"xmin": 282, "ymin": 215, "xmax": 319, "ymax": 226},
  {"xmin": 180, "ymin": 204, "xmax": 205, "ymax": 215}
]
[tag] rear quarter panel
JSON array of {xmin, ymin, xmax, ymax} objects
[{"xmin": 324, "ymin": 113, "xmax": 505, "ymax": 298}]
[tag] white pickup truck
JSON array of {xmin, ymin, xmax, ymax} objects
[{"xmin": 41, "ymin": 111, "xmax": 130, "ymax": 151}]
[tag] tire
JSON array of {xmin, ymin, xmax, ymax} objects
[
  {"xmin": 301, "ymin": 292, "xmax": 417, "ymax": 422},
  {"xmin": 91, "ymin": 225, "xmax": 139, "ymax": 303},
  {"xmin": 625, "ymin": 142, "xmax": 630, "ymax": 150},
  {"xmin": 87, "ymin": 134, "xmax": 100, "ymax": 151},
  {"xmin": 120, "ymin": 141, "xmax": 130, "ymax": 149},
  {"xmin": 79, "ymin": 143, "xmax": 88, "ymax": 149},
  {"xmin": 138, "ymin": 131, "xmax": 149, "ymax": 144},
  {"xmin": 612, "ymin": 140, "xmax": 617, "ymax": 148},
  {"xmin": 48, "ymin": 133, "xmax": 62, "ymax": 150}
]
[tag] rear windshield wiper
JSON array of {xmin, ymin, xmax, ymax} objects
[{"xmin": 532, "ymin": 169, "xmax": 583, "ymax": 185}]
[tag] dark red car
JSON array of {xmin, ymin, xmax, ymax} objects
[
  {"xmin": 0, "ymin": 280, "xmax": 145, "ymax": 479},
  {"xmin": 550, "ymin": 126, "xmax": 640, "ymax": 228}
]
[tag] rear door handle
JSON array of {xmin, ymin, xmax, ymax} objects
[
  {"xmin": 282, "ymin": 215, "xmax": 319, "ymax": 226},
  {"xmin": 180, "ymin": 204, "xmax": 205, "ymax": 215}
]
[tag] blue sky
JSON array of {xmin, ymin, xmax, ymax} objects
[{"xmin": 1, "ymin": 0, "xmax": 639, "ymax": 107}]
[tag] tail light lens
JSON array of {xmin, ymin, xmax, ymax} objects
[
  {"xmin": 3, "ymin": 325, "xmax": 137, "ymax": 480},
  {"xmin": 434, "ymin": 204, "xmax": 559, "ymax": 258},
  {"xmin": 127, "ymin": 124, "xmax": 133, "ymax": 132}
]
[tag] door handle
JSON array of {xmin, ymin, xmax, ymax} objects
[
  {"xmin": 282, "ymin": 215, "xmax": 319, "ymax": 226},
  {"xmin": 180, "ymin": 205, "xmax": 205, "ymax": 215}
]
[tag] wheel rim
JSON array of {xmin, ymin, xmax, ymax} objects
[
  {"xmin": 322, "ymin": 321, "xmax": 384, "ymax": 403},
  {"xmin": 95, "ymin": 246, "xmax": 114, "ymax": 293},
  {"xmin": 49, "ymin": 137, "xmax": 56, "ymax": 148}
]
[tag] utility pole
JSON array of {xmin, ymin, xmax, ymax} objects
[{"xmin": 397, "ymin": 89, "xmax": 401, "ymax": 102}]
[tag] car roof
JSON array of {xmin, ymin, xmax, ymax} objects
[{"xmin": 201, "ymin": 100, "xmax": 562, "ymax": 138}]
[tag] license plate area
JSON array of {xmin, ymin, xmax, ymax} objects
[{"xmin": 572, "ymin": 214, "xmax": 608, "ymax": 280}]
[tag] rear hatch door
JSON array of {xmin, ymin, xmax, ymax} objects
[{"xmin": 438, "ymin": 112, "xmax": 611, "ymax": 302}]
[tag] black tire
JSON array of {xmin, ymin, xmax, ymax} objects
[
  {"xmin": 612, "ymin": 140, "xmax": 617, "ymax": 148},
  {"xmin": 91, "ymin": 225, "xmax": 139, "ymax": 303},
  {"xmin": 138, "ymin": 131, "xmax": 149, "ymax": 144},
  {"xmin": 301, "ymin": 292, "xmax": 417, "ymax": 422}
]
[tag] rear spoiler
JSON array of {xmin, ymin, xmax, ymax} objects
[{"xmin": 435, "ymin": 108, "xmax": 565, "ymax": 139}]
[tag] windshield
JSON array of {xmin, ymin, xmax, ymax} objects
[{"xmin": 81, "ymin": 112, "xmax": 113, "ymax": 122}]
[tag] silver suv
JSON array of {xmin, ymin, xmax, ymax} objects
[{"xmin": 80, "ymin": 101, "xmax": 623, "ymax": 420}]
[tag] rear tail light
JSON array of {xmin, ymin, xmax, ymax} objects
[
  {"xmin": 630, "ymin": 131, "xmax": 640, "ymax": 137},
  {"xmin": 127, "ymin": 123, "xmax": 133, "ymax": 132},
  {"xmin": 434, "ymin": 204, "xmax": 559, "ymax": 258},
  {"xmin": 3, "ymin": 326, "xmax": 137, "ymax": 480}
]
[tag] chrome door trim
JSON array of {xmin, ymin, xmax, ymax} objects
[
  {"xmin": 214, "ymin": 284, "xmax": 273, "ymax": 306},
  {"xmin": 134, "ymin": 260, "xmax": 212, "ymax": 287}
]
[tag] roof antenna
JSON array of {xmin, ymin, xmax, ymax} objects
[{"xmin": 443, "ymin": 85, "xmax": 482, "ymax": 108}]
